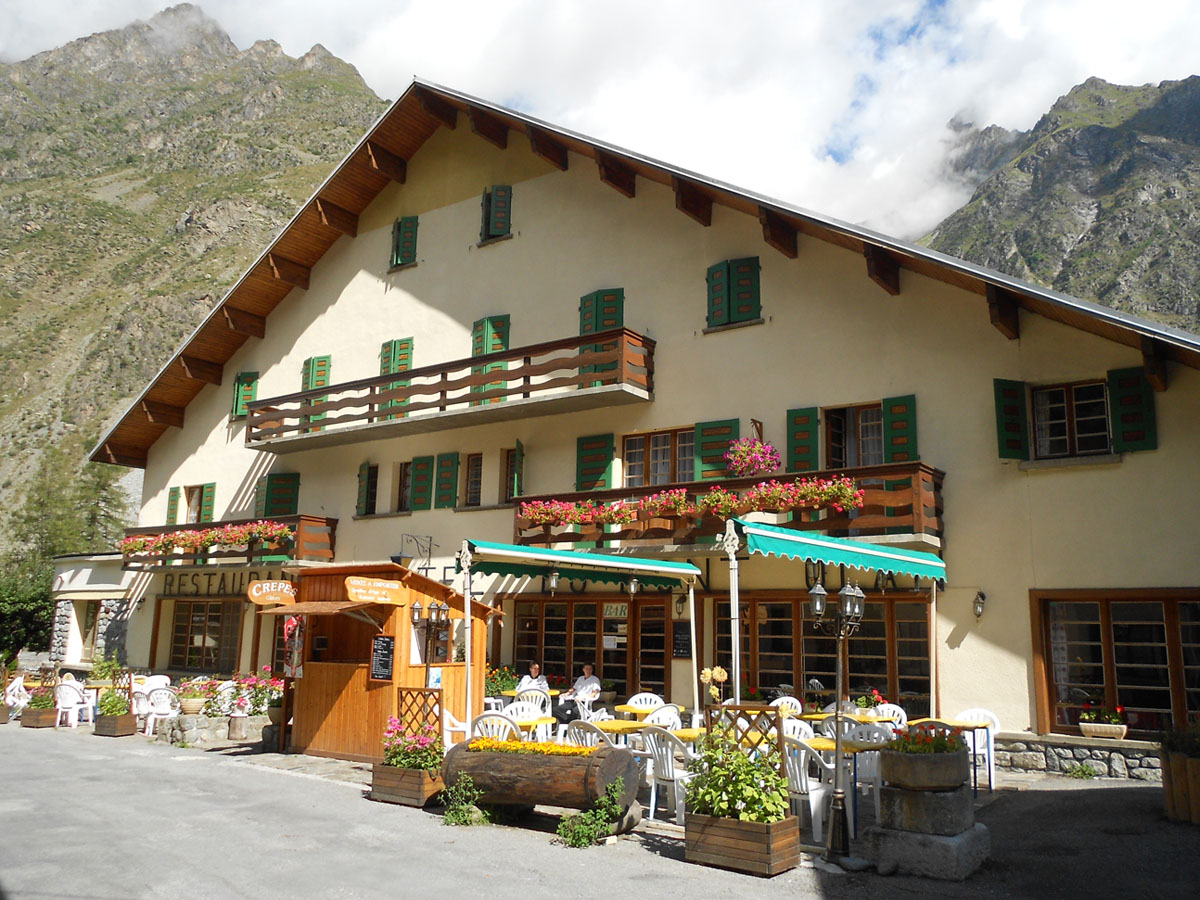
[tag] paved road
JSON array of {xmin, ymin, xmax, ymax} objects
[{"xmin": 0, "ymin": 725, "xmax": 1192, "ymax": 900}]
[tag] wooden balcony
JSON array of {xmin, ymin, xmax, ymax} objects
[
  {"xmin": 513, "ymin": 462, "xmax": 944, "ymax": 554},
  {"xmin": 245, "ymin": 328, "xmax": 655, "ymax": 453},
  {"xmin": 121, "ymin": 514, "xmax": 337, "ymax": 570}
]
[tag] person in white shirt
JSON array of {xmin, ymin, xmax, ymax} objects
[
  {"xmin": 553, "ymin": 663, "xmax": 601, "ymax": 723},
  {"xmin": 516, "ymin": 662, "xmax": 549, "ymax": 694}
]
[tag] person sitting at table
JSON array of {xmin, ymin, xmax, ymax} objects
[
  {"xmin": 516, "ymin": 662, "xmax": 549, "ymax": 693},
  {"xmin": 553, "ymin": 662, "xmax": 601, "ymax": 724}
]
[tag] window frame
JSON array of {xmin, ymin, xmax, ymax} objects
[
  {"xmin": 1030, "ymin": 379, "xmax": 1112, "ymax": 460},
  {"xmin": 463, "ymin": 453, "xmax": 483, "ymax": 508},
  {"xmin": 168, "ymin": 599, "xmax": 244, "ymax": 673},
  {"xmin": 501, "ymin": 448, "xmax": 519, "ymax": 504},
  {"xmin": 395, "ymin": 461, "xmax": 413, "ymax": 513},
  {"xmin": 621, "ymin": 427, "xmax": 695, "ymax": 488},
  {"xmin": 825, "ymin": 403, "xmax": 885, "ymax": 469}
]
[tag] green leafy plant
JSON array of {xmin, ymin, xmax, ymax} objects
[
  {"xmin": 382, "ymin": 720, "xmax": 444, "ymax": 773},
  {"xmin": 442, "ymin": 773, "xmax": 485, "ymax": 826},
  {"xmin": 27, "ymin": 686, "xmax": 54, "ymax": 710},
  {"xmin": 685, "ymin": 731, "xmax": 789, "ymax": 823},
  {"xmin": 90, "ymin": 652, "xmax": 124, "ymax": 682},
  {"xmin": 1065, "ymin": 762, "xmax": 1097, "ymax": 779},
  {"xmin": 484, "ymin": 665, "xmax": 519, "ymax": 695},
  {"xmin": 600, "ymin": 679, "xmax": 615, "ymax": 692},
  {"xmin": 1079, "ymin": 703, "xmax": 1124, "ymax": 724},
  {"xmin": 557, "ymin": 776, "xmax": 625, "ymax": 848},
  {"xmin": 855, "ymin": 688, "xmax": 886, "ymax": 708},
  {"xmin": 97, "ymin": 689, "xmax": 129, "ymax": 716}
]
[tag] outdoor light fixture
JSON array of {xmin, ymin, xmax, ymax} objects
[
  {"xmin": 808, "ymin": 582, "xmax": 827, "ymax": 619},
  {"xmin": 675, "ymin": 594, "xmax": 686, "ymax": 617},
  {"xmin": 547, "ymin": 570, "xmax": 559, "ymax": 594},
  {"xmin": 410, "ymin": 599, "xmax": 423, "ymax": 625},
  {"xmin": 430, "ymin": 600, "xmax": 449, "ymax": 626},
  {"xmin": 973, "ymin": 591, "xmax": 987, "ymax": 620},
  {"xmin": 627, "ymin": 577, "xmax": 640, "ymax": 596}
]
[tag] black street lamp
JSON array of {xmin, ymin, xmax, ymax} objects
[
  {"xmin": 809, "ymin": 578, "xmax": 866, "ymax": 861},
  {"xmin": 412, "ymin": 599, "xmax": 450, "ymax": 688}
]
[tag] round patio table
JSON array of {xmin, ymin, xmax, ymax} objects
[{"xmin": 614, "ymin": 703, "xmax": 661, "ymax": 720}]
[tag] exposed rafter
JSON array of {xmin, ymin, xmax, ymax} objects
[
  {"xmin": 758, "ymin": 207, "xmax": 798, "ymax": 259},
  {"xmin": 180, "ymin": 355, "xmax": 223, "ymax": 385},
  {"xmin": 596, "ymin": 150, "xmax": 636, "ymax": 198},
  {"xmin": 365, "ymin": 141, "xmax": 407, "ymax": 184},
  {"xmin": 527, "ymin": 127, "xmax": 568, "ymax": 171},
  {"xmin": 141, "ymin": 400, "xmax": 184, "ymax": 428},
  {"xmin": 468, "ymin": 107, "xmax": 508, "ymax": 149},
  {"xmin": 987, "ymin": 284, "xmax": 1021, "ymax": 340},
  {"xmin": 864, "ymin": 245, "xmax": 900, "ymax": 296},
  {"xmin": 1141, "ymin": 336, "xmax": 1169, "ymax": 391},
  {"xmin": 268, "ymin": 253, "xmax": 311, "ymax": 290},
  {"xmin": 672, "ymin": 177, "xmax": 712, "ymax": 227},
  {"xmin": 314, "ymin": 198, "xmax": 358, "ymax": 236},
  {"xmin": 416, "ymin": 88, "xmax": 458, "ymax": 129},
  {"xmin": 223, "ymin": 307, "xmax": 266, "ymax": 339},
  {"xmin": 101, "ymin": 443, "xmax": 147, "ymax": 468}
]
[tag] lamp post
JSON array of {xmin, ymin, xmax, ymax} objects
[
  {"xmin": 809, "ymin": 579, "xmax": 866, "ymax": 861},
  {"xmin": 413, "ymin": 600, "xmax": 450, "ymax": 689}
]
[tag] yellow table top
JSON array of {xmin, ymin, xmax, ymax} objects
[
  {"xmin": 594, "ymin": 718, "xmax": 648, "ymax": 734},
  {"xmin": 805, "ymin": 736, "xmax": 878, "ymax": 754},
  {"xmin": 513, "ymin": 716, "xmax": 557, "ymax": 729},
  {"xmin": 614, "ymin": 704, "xmax": 661, "ymax": 719},
  {"xmin": 909, "ymin": 717, "xmax": 990, "ymax": 730},
  {"xmin": 799, "ymin": 711, "xmax": 899, "ymax": 723},
  {"xmin": 671, "ymin": 727, "xmax": 702, "ymax": 743},
  {"xmin": 500, "ymin": 689, "xmax": 561, "ymax": 696}
]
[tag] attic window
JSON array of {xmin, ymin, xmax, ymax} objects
[{"xmin": 479, "ymin": 185, "xmax": 512, "ymax": 244}]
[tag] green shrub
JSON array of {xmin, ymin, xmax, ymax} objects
[
  {"xmin": 1065, "ymin": 762, "xmax": 1097, "ymax": 779},
  {"xmin": 90, "ymin": 652, "xmax": 124, "ymax": 682},
  {"xmin": 557, "ymin": 777, "xmax": 625, "ymax": 848},
  {"xmin": 98, "ymin": 689, "xmax": 129, "ymax": 716},
  {"xmin": 27, "ymin": 686, "xmax": 54, "ymax": 710},
  {"xmin": 442, "ymin": 774, "xmax": 484, "ymax": 826},
  {"xmin": 685, "ymin": 731, "xmax": 789, "ymax": 823}
]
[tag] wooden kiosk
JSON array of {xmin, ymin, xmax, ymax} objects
[{"xmin": 256, "ymin": 563, "xmax": 495, "ymax": 762}]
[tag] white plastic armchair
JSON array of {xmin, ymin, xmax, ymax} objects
[
  {"xmin": 516, "ymin": 688, "xmax": 552, "ymax": 717},
  {"xmin": 819, "ymin": 714, "xmax": 857, "ymax": 738},
  {"xmin": 131, "ymin": 690, "xmax": 151, "ymax": 727},
  {"xmin": 500, "ymin": 700, "xmax": 549, "ymax": 740},
  {"xmin": 845, "ymin": 723, "xmax": 893, "ymax": 823},
  {"xmin": 471, "ymin": 712, "xmax": 523, "ymax": 741},
  {"xmin": 770, "ymin": 695, "xmax": 804, "ymax": 715},
  {"xmin": 870, "ymin": 702, "xmax": 908, "ymax": 733},
  {"xmin": 781, "ymin": 717, "xmax": 815, "ymax": 741},
  {"xmin": 4, "ymin": 674, "xmax": 31, "ymax": 717},
  {"xmin": 640, "ymin": 726, "xmax": 698, "ymax": 825},
  {"xmin": 563, "ymin": 720, "xmax": 615, "ymax": 748},
  {"xmin": 784, "ymin": 737, "xmax": 837, "ymax": 842},
  {"xmin": 823, "ymin": 700, "xmax": 859, "ymax": 714},
  {"xmin": 625, "ymin": 692, "xmax": 663, "ymax": 712},
  {"xmin": 54, "ymin": 682, "xmax": 94, "ymax": 728},
  {"xmin": 143, "ymin": 674, "xmax": 171, "ymax": 692},
  {"xmin": 642, "ymin": 703, "xmax": 682, "ymax": 730},
  {"xmin": 955, "ymin": 707, "xmax": 1001, "ymax": 789},
  {"xmin": 144, "ymin": 687, "xmax": 180, "ymax": 736}
]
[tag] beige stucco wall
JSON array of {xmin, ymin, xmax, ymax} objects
[{"xmin": 135, "ymin": 122, "xmax": 1200, "ymax": 730}]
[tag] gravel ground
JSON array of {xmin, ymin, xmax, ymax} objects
[{"xmin": 0, "ymin": 724, "xmax": 1192, "ymax": 900}]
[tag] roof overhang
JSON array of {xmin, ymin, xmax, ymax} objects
[{"xmin": 460, "ymin": 538, "xmax": 700, "ymax": 590}]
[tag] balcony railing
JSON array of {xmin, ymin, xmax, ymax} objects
[
  {"xmin": 120, "ymin": 514, "xmax": 338, "ymax": 570},
  {"xmin": 513, "ymin": 462, "xmax": 944, "ymax": 550},
  {"xmin": 245, "ymin": 328, "xmax": 655, "ymax": 452}
]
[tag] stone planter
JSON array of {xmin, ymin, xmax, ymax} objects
[
  {"xmin": 178, "ymin": 697, "xmax": 206, "ymax": 715},
  {"xmin": 371, "ymin": 763, "xmax": 444, "ymax": 807},
  {"xmin": 94, "ymin": 713, "xmax": 137, "ymax": 737},
  {"xmin": 684, "ymin": 813, "xmax": 800, "ymax": 877},
  {"xmin": 21, "ymin": 708, "xmax": 57, "ymax": 728},
  {"xmin": 1080, "ymin": 721, "xmax": 1127, "ymax": 740},
  {"xmin": 267, "ymin": 706, "xmax": 284, "ymax": 726},
  {"xmin": 598, "ymin": 691, "xmax": 616, "ymax": 705},
  {"xmin": 880, "ymin": 749, "xmax": 969, "ymax": 791}
]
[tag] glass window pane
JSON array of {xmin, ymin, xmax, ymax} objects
[
  {"xmin": 623, "ymin": 436, "xmax": 645, "ymax": 488},
  {"xmin": 676, "ymin": 430, "xmax": 694, "ymax": 482}
]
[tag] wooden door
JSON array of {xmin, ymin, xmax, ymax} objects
[{"xmin": 633, "ymin": 600, "xmax": 669, "ymax": 697}]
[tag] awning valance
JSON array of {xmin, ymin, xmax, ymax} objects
[
  {"xmin": 460, "ymin": 538, "xmax": 700, "ymax": 588},
  {"xmin": 731, "ymin": 518, "xmax": 947, "ymax": 583}
]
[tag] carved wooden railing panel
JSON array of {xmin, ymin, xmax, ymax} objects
[
  {"xmin": 120, "ymin": 514, "xmax": 338, "ymax": 569},
  {"xmin": 245, "ymin": 328, "xmax": 655, "ymax": 446}
]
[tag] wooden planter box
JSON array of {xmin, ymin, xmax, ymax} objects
[
  {"xmin": 371, "ymin": 764, "xmax": 444, "ymax": 807},
  {"xmin": 1080, "ymin": 722, "xmax": 1127, "ymax": 740},
  {"xmin": 21, "ymin": 708, "xmax": 57, "ymax": 728},
  {"xmin": 94, "ymin": 713, "xmax": 138, "ymax": 737},
  {"xmin": 684, "ymin": 813, "xmax": 800, "ymax": 877},
  {"xmin": 880, "ymin": 749, "xmax": 969, "ymax": 791},
  {"xmin": 0, "ymin": 704, "xmax": 9, "ymax": 724}
]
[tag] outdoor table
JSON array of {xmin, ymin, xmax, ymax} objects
[
  {"xmin": 500, "ymin": 689, "xmax": 561, "ymax": 697},
  {"xmin": 670, "ymin": 727, "xmax": 702, "ymax": 744},
  {"xmin": 513, "ymin": 716, "xmax": 556, "ymax": 740},
  {"xmin": 614, "ymin": 703, "xmax": 661, "ymax": 720},
  {"xmin": 909, "ymin": 716, "xmax": 993, "ymax": 795},
  {"xmin": 593, "ymin": 718, "xmax": 646, "ymax": 745},
  {"xmin": 800, "ymin": 711, "xmax": 899, "ymax": 724}
]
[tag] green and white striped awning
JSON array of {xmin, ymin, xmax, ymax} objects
[
  {"xmin": 460, "ymin": 538, "xmax": 701, "ymax": 589},
  {"xmin": 732, "ymin": 518, "xmax": 947, "ymax": 583}
]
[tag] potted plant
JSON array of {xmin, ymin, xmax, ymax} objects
[
  {"xmin": 176, "ymin": 680, "xmax": 210, "ymax": 715},
  {"xmin": 94, "ymin": 689, "xmax": 137, "ymax": 737},
  {"xmin": 880, "ymin": 728, "xmax": 969, "ymax": 791},
  {"xmin": 1078, "ymin": 703, "xmax": 1127, "ymax": 739},
  {"xmin": 371, "ymin": 719, "xmax": 445, "ymax": 807},
  {"xmin": 684, "ymin": 730, "xmax": 799, "ymax": 876},
  {"xmin": 21, "ymin": 686, "xmax": 57, "ymax": 728},
  {"xmin": 484, "ymin": 665, "xmax": 518, "ymax": 701},
  {"xmin": 598, "ymin": 679, "xmax": 617, "ymax": 705},
  {"xmin": 724, "ymin": 437, "xmax": 781, "ymax": 478}
]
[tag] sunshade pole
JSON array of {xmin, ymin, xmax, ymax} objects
[
  {"xmin": 721, "ymin": 520, "xmax": 742, "ymax": 703},
  {"xmin": 460, "ymin": 540, "xmax": 474, "ymax": 739},
  {"xmin": 687, "ymin": 581, "xmax": 699, "ymax": 718}
]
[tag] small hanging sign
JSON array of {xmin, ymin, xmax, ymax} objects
[
  {"xmin": 246, "ymin": 579, "xmax": 297, "ymax": 605},
  {"xmin": 345, "ymin": 576, "xmax": 404, "ymax": 604}
]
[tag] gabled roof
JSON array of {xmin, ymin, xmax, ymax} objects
[{"xmin": 90, "ymin": 78, "xmax": 1200, "ymax": 468}]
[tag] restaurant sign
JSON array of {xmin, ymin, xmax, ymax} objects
[
  {"xmin": 246, "ymin": 579, "xmax": 298, "ymax": 605},
  {"xmin": 345, "ymin": 576, "xmax": 405, "ymax": 605}
]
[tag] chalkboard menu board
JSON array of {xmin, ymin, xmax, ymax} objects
[
  {"xmin": 672, "ymin": 620, "xmax": 692, "ymax": 659},
  {"xmin": 370, "ymin": 635, "xmax": 395, "ymax": 682}
]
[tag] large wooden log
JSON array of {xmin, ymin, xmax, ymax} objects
[{"xmin": 441, "ymin": 743, "xmax": 639, "ymax": 811}]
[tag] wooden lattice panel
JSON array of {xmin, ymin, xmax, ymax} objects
[
  {"xmin": 396, "ymin": 687, "xmax": 442, "ymax": 735},
  {"xmin": 705, "ymin": 703, "xmax": 785, "ymax": 770}
]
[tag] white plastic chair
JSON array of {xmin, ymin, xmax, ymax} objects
[
  {"xmin": 823, "ymin": 700, "xmax": 858, "ymax": 714},
  {"xmin": 784, "ymin": 737, "xmax": 837, "ymax": 842},
  {"xmin": 955, "ymin": 707, "xmax": 1000, "ymax": 789},
  {"xmin": 131, "ymin": 690, "xmax": 151, "ymax": 728},
  {"xmin": 845, "ymin": 723, "xmax": 892, "ymax": 824},
  {"xmin": 143, "ymin": 674, "xmax": 171, "ymax": 692},
  {"xmin": 770, "ymin": 695, "xmax": 804, "ymax": 715},
  {"xmin": 563, "ymin": 720, "xmax": 616, "ymax": 748},
  {"xmin": 640, "ymin": 726, "xmax": 698, "ymax": 825},
  {"xmin": 500, "ymin": 701, "xmax": 549, "ymax": 741},
  {"xmin": 642, "ymin": 703, "xmax": 682, "ymax": 731},
  {"xmin": 781, "ymin": 717, "xmax": 815, "ymax": 741},
  {"xmin": 4, "ymin": 675, "xmax": 30, "ymax": 717},
  {"xmin": 625, "ymin": 692, "xmax": 663, "ymax": 715},
  {"xmin": 471, "ymin": 712, "xmax": 522, "ymax": 741},
  {"xmin": 516, "ymin": 688, "xmax": 552, "ymax": 717},
  {"xmin": 144, "ymin": 687, "xmax": 179, "ymax": 736},
  {"xmin": 54, "ymin": 682, "xmax": 94, "ymax": 728},
  {"xmin": 819, "ymin": 714, "xmax": 856, "ymax": 738},
  {"xmin": 870, "ymin": 702, "xmax": 908, "ymax": 733}
]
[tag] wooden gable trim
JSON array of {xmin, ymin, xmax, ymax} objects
[
  {"xmin": 527, "ymin": 127, "xmax": 568, "ymax": 171},
  {"xmin": 141, "ymin": 400, "xmax": 184, "ymax": 428},
  {"xmin": 987, "ymin": 284, "xmax": 1020, "ymax": 340},
  {"xmin": 101, "ymin": 443, "xmax": 147, "ymax": 468},
  {"xmin": 268, "ymin": 253, "xmax": 311, "ymax": 290},
  {"xmin": 596, "ymin": 150, "xmax": 636, "ymax": 198},
  {"xmin": 315, "ymin": 198, "xmax": 358, "ymax": 236},
  {"xmin": 672, "ymin": 177, "xmax": 712, "ymax": 227},
  {"xmin": 365, "ymin": 141, "xmax": 407, "ymax": 184},
  {"xmin": 1141, "ymin": 336, "xmax": 1169, "ymax": 392},
  {"xmin": 864, "ymin": 244, "xmax": 900, "ymax": 296},
  {"xmin": 223, "ymin": 307, "xmax": 266, "ymax": 339},
  {"xmin": 469, "ymin": 107, "xmax": 508, "ymax": 149},
  {"xmin": 179, "ymin": 355, "xmax": 222, "ymax": 385},
  {"xmin": 758, "ymin": 207, "xmax": 798, "ymax": 259},
  {"xmin": 416, "ymin": 87, "xmax": 458, "ymax": 129}
]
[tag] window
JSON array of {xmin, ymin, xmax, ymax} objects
[
  {"xmin": 501, "ymin": 444, "xmax": 523, "ymax": 504},
  {"xmin": 169, "ymin": 600, "xmax": 242, "ymax": 672},
  {"xmin": 272, "ymin": 617, "xmax": 286, "ymax": 674},
  {"xmin": 356, "ymin": 463, "xmax": 378, "ymax": 516},
  {"xmin": 395, "ymin": 461, "xmax": 413, "ymax": 512},
  {"xmin": 826, "ymin": 404, "xmax": 885, "ymax": 468},
  {"xmin": 390, "ymin": 216, "xmax": 418, "ymax": 267},
  {"xmin": 623, "ymin": 428, "xmax": 694, "ymax": 488},
  {"xmin": 514, "ymin": 598, "xmax": 630, "ymax": 698},
  {"xmin": 79, "ymin": 600, "xmax": 101, "ymax": 663},
  {"xmin": 464, "ymin": 453, "xmax": 483, "ymax": 507},
  {"xmin": 231, "ymin": 372, "xmax": 257, "ymax": 419},
  {"xmin": 479, "ymin": 185, "xmax": 512, "ymax": 243},
  {"xmin": 705, "ymin": 257, "xmax": 761, "ymax": 328},
  {"xmin": 176, "ymin": 483, "xmax": 215, "ymax": 524},
  {"xmin": 787, "ymin": 395, "xmax": 916, "ymax": 471},
  {"xmin": 1032, "ymin": 382, "xmax": 1110, "ymax": 458}
]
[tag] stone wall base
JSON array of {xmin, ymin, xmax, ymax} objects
[
  {"xmin": 867, "ymin": 823, "xmax": 990, "ymax": 881},
  {"xmin": 156, "ymin": 714, "xmax": 269, "ymax": 746},
  {"xmin": 994, "ymin": 733, "xmax": 1161, "ymax": 781}
]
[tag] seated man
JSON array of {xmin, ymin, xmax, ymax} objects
[
  {"xmin": 516, "ymin": 662, "xmax": 549, "ymax": 693},
  {"xmin": 552, "ymin": 662, "xmax": 601, "ymax": 724}
]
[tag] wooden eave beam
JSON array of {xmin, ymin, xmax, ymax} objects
[
  {"xmin": 758, "ymin": 207, "xmax": 798, "ymax": 259},
  {"xmin": 314, "ymin": 198, "xmax": 358, "ymax": 236},
  {"xmin": 527, "ymin": 127, "xmax": 568, "ymax": 171},
  {"xmin": 595, "ymin": 150, "xmax": 636, "ymax": 198},
  {"xmin": 365, "ymin": 142, "xmax": 407, "ymax": 184},
  {"xmin": 141, "ymin": 400, "xmax": 184, "ymax": 428},
  {"xmin": 223, "ymin": 307, "xmax": 266, "ymax": 339},
  {"xmin": 672, "ymin": 177, "xmax": 712, "ymax": 227},
  {"xmin": 864, "ymin": 244, "xmax": 900, "ymax": 296},
  {"xmin": 179, "ymin": 355, "xmax": 222, "ymax": 385},
  {"xmin": 416, "ymin": 88, "xmax": 458, "ymax": 129},
  {"xmin": 468, "ymin": 107, "xmax": 508, "ymax": 149},
  {"xmin": 1141, "ymin": 336, "xmax": 1169, "ymax": 391},
  {"xmin": 268, "ymin": 253, "xmax": 310, "ymax": 290},
  {"xmin": 986, "ymin": 284, "xmax": 1021, "ymax": 340},
  {"xmin": 101, "ymin": 443, "xmax": 147, "ymax": 468}
]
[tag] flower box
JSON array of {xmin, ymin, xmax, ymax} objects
[
  {"xmin": 880, "ymin": 748, "xmax": 969, "ymax": 791},
  {"xmin": 371, "ymin": 763, "xmax": 444, "ymax": 807},
  {"xmin": 684, "ymin": 813, "xmax": 801, "ymax": 877},
  {"xmin": 21, "ymin": 708, "xmax": 57, "ymax": 728},
  {"xmin": 1079, "ymin": 721, "xmax": 1127, "ymax": 740},
  {"xmin": 94, "ymin": 713, "xmax": 138, "ymax": 737}
]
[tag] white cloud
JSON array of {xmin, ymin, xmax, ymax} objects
[{"xmin": 3, "ymin": 0, "xmax": 1199, "ymax": 237}]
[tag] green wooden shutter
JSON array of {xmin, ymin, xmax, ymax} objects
[
  {"xmin": 1107, "ymin": 367, "xmax": 1158, "ymax": 452},
  {"xmin": 487, "ymin": 184, "xmax": 512, "ymax": 238},
  {"xmin": 786, "ymin": 407, "xmax": 819, "ymax": 472},
  {"xmin": 992, "ymin": 379, "xmax": 1030, "ymax": 460},
  {"xmin": 356, "ymin": 462, "xmax": 372, "ymax": 516},
  {"xmin": 513, "ymin": 438, "xmax": 524, "ymax": 499},
  {"xmin": 471, "ymin": 315, "xmax": 510, "ymax": 405},
  {"xmin": 199, "ymin": 483, "xmax": 216, "ymax": 523},
  {"xmin": 232, "ymin": 372, "xmax": 258, "ymax": 419},
  {"xmin": 391, "ymin": 216, "xmax": 418, "ymax": 267},
  {"xmin": 579, "ymin": 288, "xmax": 624, "ymax": 385},
  {"xmin": 165, "ymin": 487, "xmax": 180, "ymax": 525},
  {"xmin": 255, "ymin": 473, "xmax": 300, "ymax": 518},
  {"xmin": 728, "ymin": 257, "xmax": 761, "ymax": 323},
  {"xmin": 694, "ymin": 419, "xmax": 740, "ymax": 480},
  {"xmin": 576, "ymin": 434, "xmax": 615, "ymax": 491},
  {"xmin": 301, "ymin": 355, "xmax": 331, "ymax": 429},
  {"xmin": 881, "ymin": 394, "xmax": 918, "ymax": 463},
  {"xmin": 434, "ymin": 452, "xmax": 460, "ymax": 509},
  {"xmin": 706, "ymin": 261, "xmax": 730, "ymax": 328},
  {"xmin": 379, "ymin": 338, "xmax": 413, "ymax": 420},
  {"xmin": 410, "ymin": 456, "xmax": 435, "ymax": 510}
]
